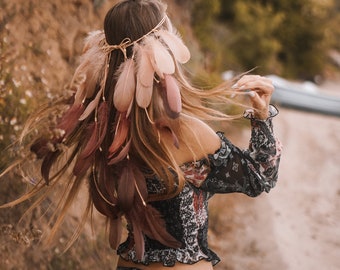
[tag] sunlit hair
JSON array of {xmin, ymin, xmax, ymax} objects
[{"xmin": 1, "ymin": 0, "xmax": 241, "ymax": 253}]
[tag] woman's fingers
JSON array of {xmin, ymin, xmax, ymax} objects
[
  {"xmin": 232, "ymin": 75, "xmax": 274, "ymax": 96},
  {"xmin": 232, "ymin": 75, "xmax": 275, "ymax": 119}
]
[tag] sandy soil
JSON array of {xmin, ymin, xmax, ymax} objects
[{"xmin": 209, "ymin": 86, "xmax": 340, "ymax": 270}]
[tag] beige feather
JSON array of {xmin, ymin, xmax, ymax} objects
[
  {"xmin": 134, "ymin": 44, "xmax": 155, "ymax": 109},
  {"xmin": 157, "ymin": 30, "xmax": 190, "ymax": 64},
  {"xmin": 72, "ymin": 31, "xmax": 106, "ymax": 104},
  {"xmin": 144, "ymin": 36, "xmax": 175, "ymax": 79},
  {"xmin": 114, "ymin": 59, "xmax": 136, "ymax": 113},
  {"xmin": 78, "ymin": 88, "xmax": 103, "ymax": 121}
]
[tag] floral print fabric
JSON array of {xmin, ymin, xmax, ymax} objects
[{"xmin": 118, "ymin": 105, "xmax": 282, "ymax": 267}]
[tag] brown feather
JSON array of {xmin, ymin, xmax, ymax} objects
[
  {"xmin": 57, "ymin": 103, "xmax": 84, "ymax": 138},
  {"xmin": 89, "ymin": 172, "xmax": 117, "ymax": 217},
  {"xmin": 108, "ymin": 113, "xmax": 129, "ymax": 157},
  {"xmin": 72, "ymin": 154, "xmax": 94, "ymax": 177},
  {"xmin": 117, "ymin": 162, "xmax": 135, "ymax": 212},
  {"xmin": 108, "ymin": 139, "xmax": 131, "ymax": 165},
  {"xmin": 127, "ymin": 211, "xmax": 145, "ymax": 260},
  {"xmin": 79, "ymin": 101, "xmax": 108, "ymax": 158},
  {"xmin": 30, "ymin": 137, "xmax": 51, "ymax": 159},
  {"xmin": 41, "ymin": 150, "xmax": 60, "ymax": 185},
  {"xmin": 132, "ymin": 166, "xmax": 148, "ymax": 202}
]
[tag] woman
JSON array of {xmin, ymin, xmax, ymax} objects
[{"xmin": 2, "ymin": 0, "xmax": 282, "ymax": 269}]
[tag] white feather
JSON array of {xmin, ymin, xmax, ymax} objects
[{"xmin": 157, "ymin": 30, "xmax": 190, "ymax": 64}]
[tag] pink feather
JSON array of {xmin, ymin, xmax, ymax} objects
[
  {"xmin": 157, "ymin": 30, "xmax": 190, "ymax": 64},
  {"xmin": 134, "ymin": 44, "xmax": 155, "ymax": 108},
  {"xmin": 164, "ymin": 74, "xmax": 182, "ymax": 117},
  {"xmin": 144, "ymin": 36, "xmax": 175, "ymax": 79},
  {"xmin": 114, "ymin": 59, "xmax": 136, "ymax": 113}
]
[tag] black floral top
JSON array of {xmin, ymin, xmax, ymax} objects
[{"xmin": 118, "ymin": 106, "xmax": 282, "ymax": 267}]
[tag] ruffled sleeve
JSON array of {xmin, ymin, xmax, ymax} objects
[{"xmin": 201, "ymin": 105, "xmax": 282, "ymax": 197}]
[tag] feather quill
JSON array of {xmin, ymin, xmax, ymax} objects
[
  {"xmin": 114, "ymin": 59, "xmax": 136, "ymax": 113},
  {"xmin": 134, "ymin": 44, "xmax": 155, "ymax": 108},
  {"xmin": 157, "ymin": 30, "xmax": 190, "ymax": 64},
  {"xmin": 144, "ymin": 36, "xmax": 175, "ymax": 79}
]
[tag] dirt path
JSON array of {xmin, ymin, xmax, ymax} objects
[{"xmin": 210, "ymin": 106, "xmax": 340, "ymax": 270}]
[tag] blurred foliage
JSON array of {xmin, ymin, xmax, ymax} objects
[{"xmin": 190, "ymin": 0, "xmax": 340, "ymax": 80}]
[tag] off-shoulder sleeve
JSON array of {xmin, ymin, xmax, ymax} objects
[{"xmin": 200, "ymin": 105, "xmax": 282, "ymax": 197}]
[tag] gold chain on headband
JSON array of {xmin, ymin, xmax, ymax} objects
[{"xmin": 102, "ymin": 15, "xmax": 167, "ymax": 59}]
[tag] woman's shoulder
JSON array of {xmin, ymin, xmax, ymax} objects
[{"xmin": 162, "ymin": 114, "xmax": 221, "ymax": 165}]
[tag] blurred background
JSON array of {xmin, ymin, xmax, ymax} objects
[{"xmin": 1, "ymin": 0, "xmax": 339, "ymax": 269}]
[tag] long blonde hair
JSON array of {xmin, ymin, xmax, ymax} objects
[{"xmin": 1, "ymin": 0, "xmax": 239, "ymax": 257}]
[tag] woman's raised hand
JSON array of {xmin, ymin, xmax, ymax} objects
[{"xmin": 233, "ymin": 75, "xmax": 274, "ymax": 119}]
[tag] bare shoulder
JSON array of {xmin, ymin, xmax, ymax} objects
[
  {"xmin": 163, "ymin": 114, "xmax": 221, "ymax": 164},
  {"xmin": 180, "ymin": 114, "xmax": 220, "ymax": 145}
]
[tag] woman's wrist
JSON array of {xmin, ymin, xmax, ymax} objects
[{"xmin": 244, "ymin": 104, "xmax": 279, "ymax": 121}]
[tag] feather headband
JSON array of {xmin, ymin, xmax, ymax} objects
[
  {"xmin": 100, "ymin": 15, "xmax": 190, "ymax": 118},
  {"xmin": 33, "ymin": 15, "xmax": 191, "ymax": 173}
]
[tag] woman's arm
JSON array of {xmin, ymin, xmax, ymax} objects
[{"xmin": 201, "ymin": 105, "xmax": 282, "ymax": 197}]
